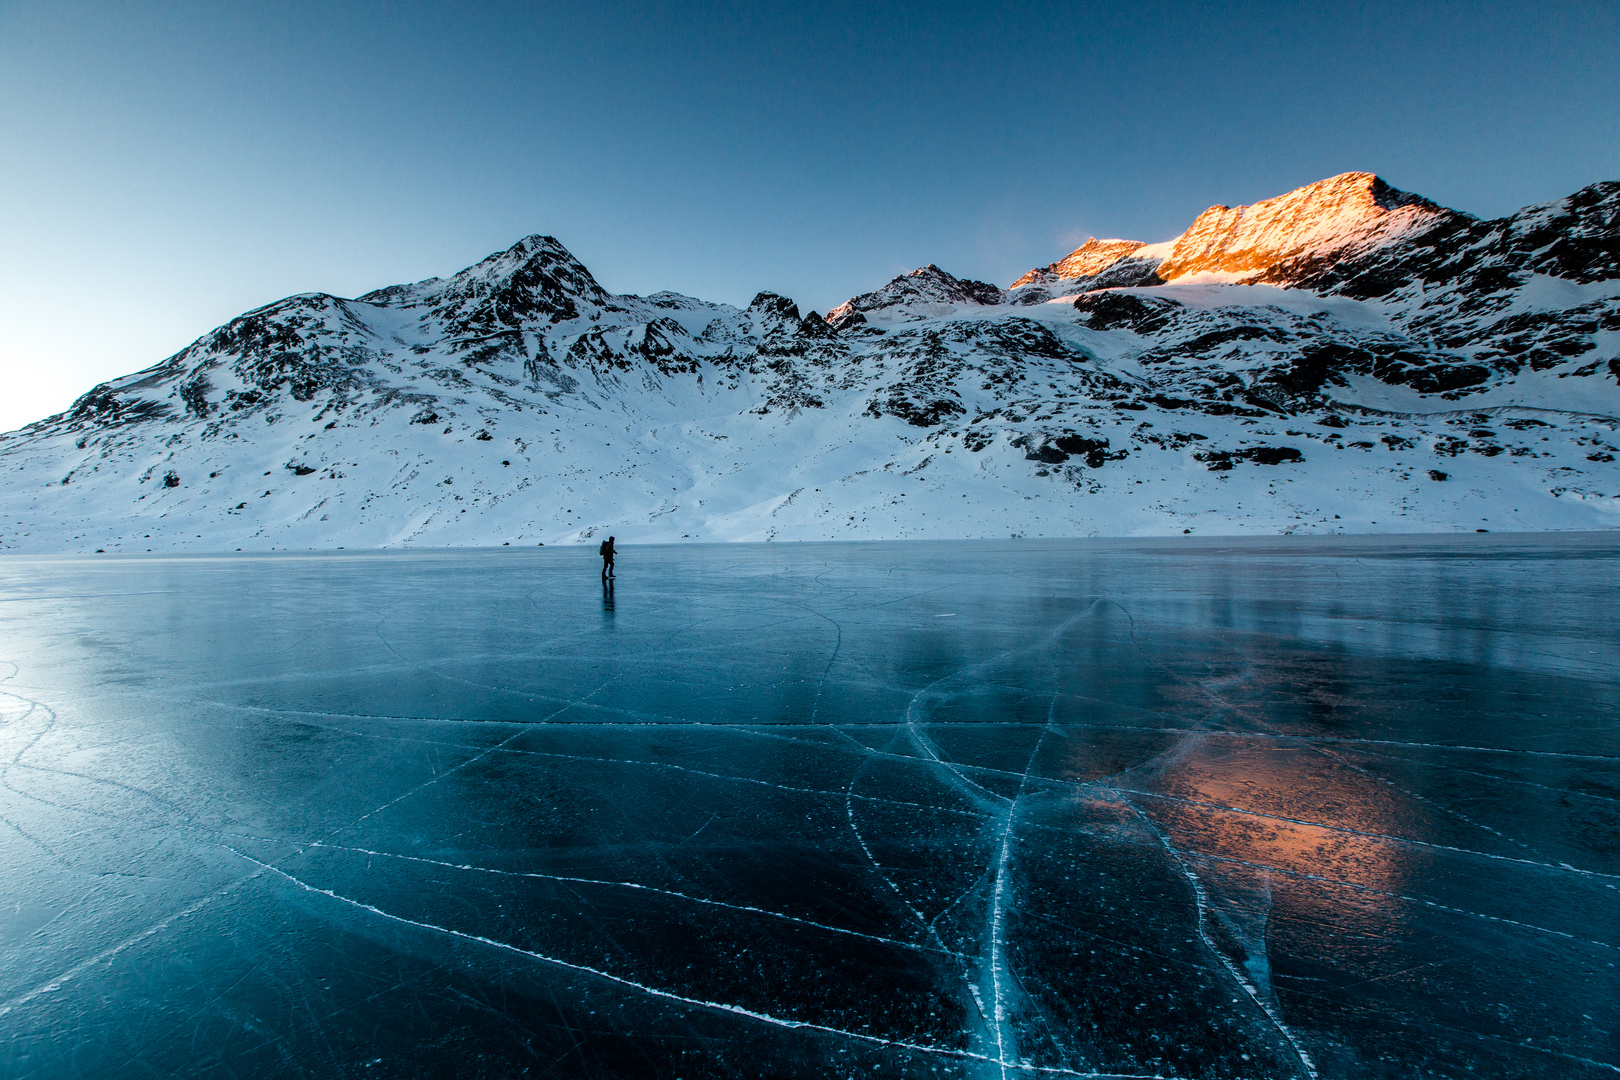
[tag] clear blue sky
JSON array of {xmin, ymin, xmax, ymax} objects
[{"xmin": 2, "ymin": 0, "xmax": 1616, "ymax": 431}]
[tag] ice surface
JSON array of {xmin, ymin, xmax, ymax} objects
[{"xmin": 1, "ymin": 537, "xmax": 1617, "ymax": 1078}]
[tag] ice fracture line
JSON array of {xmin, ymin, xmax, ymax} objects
[{"xmin": 229, "ymin": 849, "xmax": 1106, "ymax": 1077}]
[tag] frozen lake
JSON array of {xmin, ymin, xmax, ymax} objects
[{"xmin": 2, "ymin": 538, "xmax": 1617, "ymax": 1078}]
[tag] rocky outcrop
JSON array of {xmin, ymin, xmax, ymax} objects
[{"xmin": 1263, "ymin": 180, "xmax": 1620, "ymax": 298}]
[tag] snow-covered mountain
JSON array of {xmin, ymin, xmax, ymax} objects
[{"xmin": 2, "ymin": 172, "xmax": 1617, "ymax": 551}]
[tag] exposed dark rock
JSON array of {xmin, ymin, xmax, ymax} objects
[
  {"xmin": 866, "ymin": 392, "xmax": 964, "ymax": 427},
  {"xmin": 748, "ymin": 293, "xmax": 801, "ymax": 321},
  {"xmin": 798, "ymin": 312, "xmax": 836, "ymax": 338},
  {"xmin": 1195, "ymin": 446, "xmax": 1303, "ymax": 471},
  {"xmin": 180, "ymin": 376, "xmax": 213, "ymax": 417},
  {"xmin": 68, "ymin": 386, "xmax": 172, "ymax": 426},
  {"xmin": 1072, "ymin": 292, "xmax": 1182, "ymax": 334},
  {"xmin": 1014, "ymin": 432, "xmax": 1128, "ymax": 468},
  {"xmin": 1246, "ymin": 446, "xmax": 1303, "ymax": 465},
  {"xmin": 826, "ymin": 307, "xmax": 868, "ymax": 332}
]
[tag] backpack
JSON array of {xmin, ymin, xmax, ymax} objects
[{"xmin": 598, "ymin": 540, "xmax": 611, "ymax": 557}]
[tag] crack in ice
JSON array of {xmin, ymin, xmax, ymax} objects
[
  {"xmin": 1100, "ymin": 784, "xmax": 1320, "ymax": 1080},
  {"xmin": 295, "ymin": 840, "xmax": 965, "ymax": 958},
  {"xmin": 229, "ymin": 849, "xmax": 1113, "ymax": 1077}
]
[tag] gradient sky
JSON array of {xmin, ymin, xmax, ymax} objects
[{"xmin": 2, "ymin": 0, "xmax": 1616, "ymax": 432}]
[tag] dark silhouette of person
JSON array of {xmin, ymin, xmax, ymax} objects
[{"xmin": 599, "ymin": 536, "xmax": 616, "ymax": 579}]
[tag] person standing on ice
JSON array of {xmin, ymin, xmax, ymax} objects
[{"xmin": 599, "ymin": 536, "xmax": 616, "ymax": 579}]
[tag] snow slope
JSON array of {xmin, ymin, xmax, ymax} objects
[{"xmin": 1, "ymin": 176, "xmax": 1617, "ymax": 552}]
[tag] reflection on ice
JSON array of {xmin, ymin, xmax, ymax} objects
[{"xmin": 1, "ymin": 536, "xmax": 1617, "ymax": 1078}]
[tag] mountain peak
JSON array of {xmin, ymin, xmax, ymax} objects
[
  {"xmin": 826, "ymin": 264, "xmax": 1004, "ymax": 330},
  {"xmin": 451, "ymin": 234, "xmax": 604, "ymax": 294},
  {"xmin": 1011, "ymin": 238, "xmax": 1148, "ymax": 288},
  {"xmin": 510, "ymin": 232, "xmax": 563, "ymax": 253},
  {"xmin": 1006, "ymin": 173, "xmax": 1461, "ymax": 296},
  {"xmin": 360, "ymin": 235, "xmax": 608, "ymax": 314},
  {"xmin": 1155, "ymin": 172, "xmax": 1450, "ymax": 282},
  {"xmin": 372, "ymin": 234, "xmax": 612, "ymax": 334}
]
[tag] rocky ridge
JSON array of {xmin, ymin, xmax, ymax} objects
[
  {"xmin": 825, "ymin": 265, "xmax": 1005, "ymax": 331},
  {"xmin": 1011, "ymin": 239, "xmax": 1148, "ymax": 288}
]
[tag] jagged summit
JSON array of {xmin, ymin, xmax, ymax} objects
[
  {"xmin": 1154, "ymin": 172, "xmax": 1454, "ymax": 282},
  {"xmin": 1006, "ymin": 172, "xmax": 1460, "ymax": 297},
  {"xmin": 825, "ymin": 264, "xmax": 1003, "ymax": 330},
  {"xmin": 1493, "ymin": 180, "xmax": 1620, "ymax": 283},
  {"xmin": 1011, "ymin": 238, "xmax": 1147, "ymax": 288},
  {"xmin": 451, "ymin": 234, "xmax": 605, "ymax": 292},
  {"xmin": 376, "ymin": 234, "xmax": 612, "ymax": 325}
]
